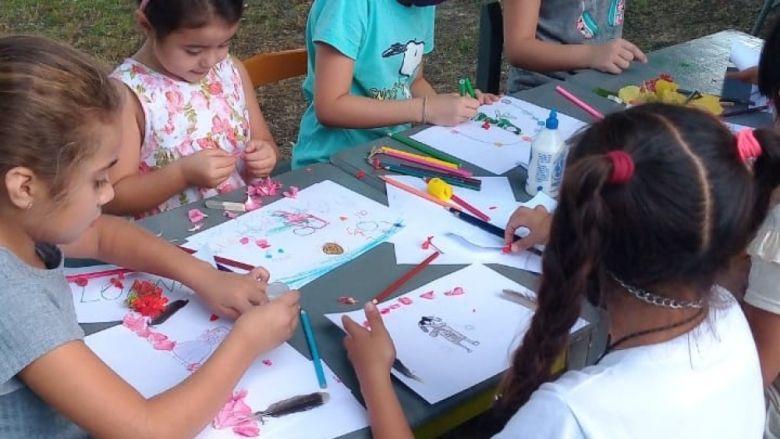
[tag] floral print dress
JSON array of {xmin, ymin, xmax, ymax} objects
[{"xmin": 111, "ymin": 57, "xmax": 250, "ymax": 217}]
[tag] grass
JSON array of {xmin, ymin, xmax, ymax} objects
[{"xmin": 0, "ymin": 0, "xmax": 772, "ymax": 159}]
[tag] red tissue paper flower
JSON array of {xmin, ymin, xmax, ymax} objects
[{"xmin": 126, "ymin": 280, "xmax": 169, "ymax": 318}]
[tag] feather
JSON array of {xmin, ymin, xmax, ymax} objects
[
  {"xmin": 254, "ymin": 392, "xmax": 329, "ymax": 419},
  {"xmin": 150, "ymin": 299, "xmax": 189, "ymax": 325},
  {"xmin": 501, "ymin": 288, "xmax": 537, "ymax": 310},
  {"xmin": 393, "ymin": 358, "xmax": 423, "ymax": 382}
]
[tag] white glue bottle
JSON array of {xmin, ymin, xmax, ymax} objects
[{"xmin": 526, "ymin": 109, "xmax": 566, "ymax": 197}]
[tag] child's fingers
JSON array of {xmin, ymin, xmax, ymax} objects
[
  {"xmin": 247, "ymin": 266, "xmax": 270, "ymax": 283},
  {"xmin": 363, "ymin": 302, "xmax": 389, "ymax": 338},
  {"xmin": 342, "ymin": 314, "xmax": 367, "ymax": 338}
]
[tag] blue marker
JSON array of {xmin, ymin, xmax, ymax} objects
[{"xmin": 300, "ymin": 309, "xmax": 327, "ymax": 389}]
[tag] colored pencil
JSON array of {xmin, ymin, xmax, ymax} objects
[
  {"xmin": 463, "ymin": 77, "xmax": 477, "ymax": 99},
  {"xmin": 372, "ymin": 251, "xmax": 441, "ymax": 304},
  {"xmin": 448, "ymin": 208, "xmax": 543, "ymax": 256},
  {"xmin": 396, "ymin": 163, "xmax": 481, "ymax": 187},
  {"xmin": 179, "ymin": 246, "xmax": 256, "ymax": 271},
  {"xmin": 721, "ymin": 105, "xmax": 770, "ymax": 118},
  {"xmin": 378, "ymin": 148, "xmax": 474, "ymax": 179},
  {"xmin": 555, "ymin": 85, "xmax": 605, "ymax": 120},
  {"xmin": 387, "ymin": 131, "xmax": 463, "ymax": 166},
  {"xmin": 381, "ymin": 164, "xmax": 481, "ymax": 191},
  {"xmin": 66, "ymin": 267, "xmax": 134, "ymax": 283},
  {"xmin": 380, "ymin": 175, "xmax": 460, "ymax": 210},
  {"xmin": 458, "ymin": 78, "xmax": 467, "ymax": 97},
  {"xmin": 379, "ymin": 146, "xmax": 460, "ymax": 170},
  {"xmin": 450, "ymin": 194, "xmax": 491, "ymax": 221},
  {"xmin": 300, "ymin": 309, "xmax": 328, "ymax": 389}
]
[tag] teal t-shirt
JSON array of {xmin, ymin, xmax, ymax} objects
[{"xmin": 292, "ymin": 0, "xmax": 436, "ymax": 168}]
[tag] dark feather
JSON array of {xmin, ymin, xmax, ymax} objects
[
  {"xmin": 393, "ymin": 358, "xmax": 423, "ymax": 382},
  {"xmin": 255, "ymin": 392, "xmax": 329, "ymax": 418},
  {"xmin": 150, "ymin": 299, "xmax": 189, "ymax": 325}
]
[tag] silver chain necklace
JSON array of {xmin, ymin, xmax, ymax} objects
[{"xmin": 609, "ymin": 273, "xmax": 704, "ymax": 310}]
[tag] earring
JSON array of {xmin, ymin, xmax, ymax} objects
[{"xmin": 26, "ymin": 200, "xmax": 33, "ymax": 210}]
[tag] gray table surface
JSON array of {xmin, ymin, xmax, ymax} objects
[
  {"xmin": 70, "ymin": 29, "xmax": 771, "ymax": 438},
  {"xmin": 71, "ymin": 163, "xmax": 597, "ymax": 438}
]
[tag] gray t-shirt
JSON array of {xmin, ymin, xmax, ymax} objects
[
  {"xmin": 507, "ymin": 0, "xmax": 625, "ymax": 93},
  {"xmin": 0, "ymin": 244, "xmax": 86, "ymax": 438}
]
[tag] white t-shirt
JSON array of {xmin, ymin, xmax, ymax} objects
[{"xmin": 495, "ymin": 287, "xmax": 764, "ymax": 439}]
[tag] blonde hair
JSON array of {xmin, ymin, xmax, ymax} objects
[{"xmin": 0, "ymin": 35, "xmax": 122, "ymax": 198}]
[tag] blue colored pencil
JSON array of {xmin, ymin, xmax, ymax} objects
[{"xmin": 300, "ymin": 309, "xmax": 327, "ymax": 389}]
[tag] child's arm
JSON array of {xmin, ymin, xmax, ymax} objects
[
  {"xmin": 744, "ymin": 302, "xmax": 780, "ymax": 385},
  {"xmin": 61, "ymin": 215, "xmax": 269, "ymax": 318},
  {"xmin": 503, "ymin": 0, "xmax": 647, "ymax": 74},
  {"xmin": 313, "ymin": 43, "xmax": 479, "ymax": 129},
  {"xmin": 234, "ymin": 56, "xmax": 279, "ymax": 178},
  {"xmin": 342, "ymin": 303, "xmax": 414, "ymax": 439},
  {"xmin": 105, "ymin": 82, "xmax": 237, "ymax": 216},
  {"xmin": 19, "ymin": 291, "xmax": 300, "ymax": 439}
]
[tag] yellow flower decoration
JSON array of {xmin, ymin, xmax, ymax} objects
[{"xmin": 617, "ymin": 75, "xmax": 722, "ymax": 115}]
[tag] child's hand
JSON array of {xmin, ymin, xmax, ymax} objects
[
  {"xmin": 505, "ymin": 205, "xmax": 552, "ymax": 253},
  {"xmin": 475, "ymin": 90, "xmax": 500, "ymax": 105},
  {"xmin": 726, "ymin": 66, "xmax": 758, "ymax": 85},
  {"xmin": 233, "ymin": 290, "xmax": 301, "ymax": 355},
  {"xmin": 195, "ymin": 267, "xmax": 271, "ymax": 319},
  {"xmin": 426, "ymin": 94, "xmax": 480, "ymax": 126},
  {"xmin": 244, "ymin": 139, "xmax": 278, "ymax": 178},
  {"xmin": 588, "ymin": 38, "xmax": 647, "ymax": 74},
  {"xmin": 179, "ymin": 149, "xmax": 237, "ymax": 188},
  {"xmin": 342, "ymin": 302, "xmax": 396, "ymax": 382}
]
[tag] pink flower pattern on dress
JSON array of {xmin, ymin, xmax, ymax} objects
[{"xmin": 111, "ymin": 57, "xmax": 250, "ymax": 218}]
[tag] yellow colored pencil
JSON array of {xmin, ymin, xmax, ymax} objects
[{"xmin": 379, "ymin": 146, "xmax": 460, "ymax": 170}]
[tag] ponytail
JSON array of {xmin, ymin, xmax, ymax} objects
[{"xmin": 490, "ymin": 155, "xmax": 615, "ymax": 430}]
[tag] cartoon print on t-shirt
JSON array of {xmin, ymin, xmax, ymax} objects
[{"xmin": 368, "ymin": 40, "xmax": 425, "ymax": 101}]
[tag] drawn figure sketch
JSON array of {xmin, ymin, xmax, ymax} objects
[
  {"xmin": 418, "ymin": 316, "xmax": 479, "ymax": 353},
  {"xmin": 172, "ymin": 326, "xmax": 229, "ymax": 369}
]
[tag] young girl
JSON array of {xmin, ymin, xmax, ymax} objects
[
  {"xmin": 107, "ymin": 0, "xmax": 278, "ymax": 217},
  {"xmin": 342, "ymin": 104, "xmax": 769, "ymax": 437},
  {"xmin": 292, "ymin": 0, "xmax": 499, "ymax": 168},
  {"xmin": 0, "ymin": 36, "xmax": 300, "ymax": 438},
  {"xmin": 736, "ymin": 17, "xmax": 780, "ymax": 438},
  {"xmin": 503, "ymin": 0, "xmax": 647, "ymax": 93}
]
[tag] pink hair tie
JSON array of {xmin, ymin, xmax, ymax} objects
[
  {"xmin": 735, "ymin": 128, "xmax": 762, "ymax": 163},
  {"xmin": 606, "ymin": 150, "xmax": 634, "ymax": 184},
  {"xmin": 139, "ymin": 0, "xmax": 150, "ymax": 11}
]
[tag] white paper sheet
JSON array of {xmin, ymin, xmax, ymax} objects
[
  {"xmin": 65, "ymin": 265, "xmax": 194, "ymax": 323},
  {"xmin": 186, "ymin": 180, "xmax": 404, "ymax": 289},
  {"xmin": 410, "ymin": 96, "xmax": 587, "ymax": 174},
  {"xmin": 85, "ymin": 297, "xmax": 368, "ymax": 438},
  {"xmin": 729, "ymin": 39, "xmax": 770, "ymax": 108},
  {"xmin": 325, "ymin": 264, "xmax": 588, "ymax": 404},
  {"xmin": 387, "ymin": 176, "xmax": 555, "ymax": 272}
]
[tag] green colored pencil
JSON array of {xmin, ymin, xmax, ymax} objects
[
  {"xmin": 463, "ymin": 77, "xmax": 477, "ymax": 99},
  {"xmin": 458, "ymin": 78, "xmax": 467, "ymax": 97},
  {"xmin": 387, "ymin": 131, "xmax": 462, "ymax": 167}
]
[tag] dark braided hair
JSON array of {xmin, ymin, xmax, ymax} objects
[{"xmin": 488, "ymin": 103, "xmax": 780, "ymax": 432}]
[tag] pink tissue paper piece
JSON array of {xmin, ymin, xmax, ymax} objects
[
  {"xmin": 188, "ymin": 208, "xmax": 208, "ymax": 223},
  {"xmin": 420, "ymin": 291, "xmax": 435, "ymax": 300},
  {"xmin": 239, "ymin": 237, "xmax": 250, "ymax": 245},
  {"xmin": 282, "ymin": 186, "xmax": 300, "ymax": 199},
  {"xmin": 255, "ymin": 239, "xmax": 271, "ymax": 249},
  {"xmin": 248, "ymin": 177, "xmax": 282, "ymax": 198},
  {"xmin": 122, "ymin": 313, "xmax": 176, "ymax": 351},
  {"xmin": 212, "ymin": 389, "xmax": 260, "ymax": 437},
  {"xmin": 398, "ymin": 297, "xmax": 413, "ymax": 305},
  {"xmin": 224, "ymin": 211, "xmax": 239, "ymax": 219},
  {"xmin": 444, "ymin": 287, "xmax": 465, "ymax": 296}
]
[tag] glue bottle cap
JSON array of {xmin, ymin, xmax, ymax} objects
[{"xmin": 545, "ymin": 109, "xmax": 559, "ymax": 130}]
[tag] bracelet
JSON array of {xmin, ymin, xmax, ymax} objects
[{"xmin": 421, "ymin": 96, "xmax": 428, "ymax": 124}]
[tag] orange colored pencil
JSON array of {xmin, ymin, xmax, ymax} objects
[{"xmin": 380, "ymin": 175, "xmax": 460, "ymax": 211}]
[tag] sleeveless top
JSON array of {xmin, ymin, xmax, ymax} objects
[
  {"xmin": 507, "ymin": 0, "xmax": 625, "ymax": 93},
  {"xmin": 111, "ymin": 57, "xmax": 250, "ymax": 216}
]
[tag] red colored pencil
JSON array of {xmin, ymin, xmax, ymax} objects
[
  {"xmin": 65, "ymin": 267, "xmax": 134, "ymax": 283},
  {"xmin": 179, "ymin": 246, "xmax": 256, "ymax": 271},
  {"xmin": 372, "ymin": 251, "xmax": 441, "ymax": 304},
  {"xmin": 450, "ymin": 194, "xmax": 491, "ymax": 222}
]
